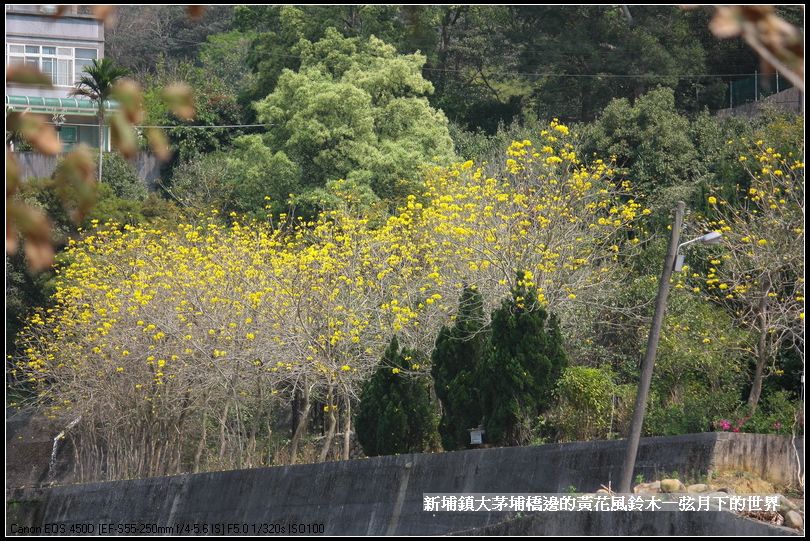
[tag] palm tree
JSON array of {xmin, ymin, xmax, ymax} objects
[{"xmin": 70, "ymin": 58, "xmax": 128, "ymax": 182}]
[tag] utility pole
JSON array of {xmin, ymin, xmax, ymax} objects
[{"xmin": 618, "ymin": 201, "xmax": 685, "ymax": 493}]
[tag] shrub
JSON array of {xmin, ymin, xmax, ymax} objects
[
  {"xmin": 101, "ymin": 153, "xmax": 147, "ymax": 201},
  {"xmin": 552, "ymin": 366, "xmax": 617, "ymax": 442},
  {"xmin": 737, "ymin": 390, "xmax": 800, "ymax": 436},
  {"xmin": 169, "ymin": 152, "xmax": 231, "ymax": 212},
  {"xmin": 646, "ymin": 384, "xmax": 742, "ymax": 436}
]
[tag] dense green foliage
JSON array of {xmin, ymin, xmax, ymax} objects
[
  {"xmin": 199, "ymin": 30, "xmax": 258, "ymax": 98},
  {"xmin": 223, "ymin": 136, "xmax": 301, "ymax": 217},
  {"xmin": 166, "ymin": 151, "xmax": 231, "ymax": 212},
  {"xmin": 431, "ymin": 286, "xmax": 487, "ymax": 451},
  {"xmin": 585, "ymin": 87, "xmax": 697, "ymax": 195},
  {"xmin": 6, "ymin": 251, "xmax": 56, "ymax": 357},
  {"xmin": 100, "ymin": 153, "xmax": 147, "ymax": 201},
  {"xmin": 230, "ymin": 5, "xmax": 795, "ymax": 130},
  {"xmin": 551, "ymin": 366, "xmax": 632, "ymax": 442},
  {"xmin": 355, "ymin": 337, "xmax": 438, "ymax": 456},
  {"xmin": 143, "ymin": 61, "xmax": 246, "ymax": 165},
  {"xmin": 243, "ymin": 30, "xmax": 455, "ymax": 213},
  {"xmin": 106, "ymin": 6, "xmax": 236, "ymax": 76},
  {"xmin": 234, "ymin": 6, "xmax": 405, "ymax": 105}
]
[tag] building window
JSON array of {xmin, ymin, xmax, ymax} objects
[
  {"xmin": 7, "ymin": 43, "xmax": 97, "ymax": 87},
  {"xmin": 59, "ymin": 126, "xmax": 77, "ymax": 150},
  {"xmin": 74, "ymin": 48, "xmax": 97, "ymax": 82}
]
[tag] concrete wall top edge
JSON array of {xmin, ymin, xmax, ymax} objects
[{"xmin": 42, "ymin": 431, "xmax": 769, "ymax": 492}]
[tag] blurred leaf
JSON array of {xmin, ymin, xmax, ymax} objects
[
  {"xmin": 53, "ymin": 146, "xmax": 98, "ymax": 224},
  {"xmin": 110, "ymin": 113, "xmax": 138, "ymax": 159},
  {"xmin": 6, "ymin": 65, "xmax": 53, "ymax": 87},
  {"xmin": 146, "ymin": 128, "xmax": 172, "ymax": 162},
  {"xmin": 112, "ymin": 79, "xmax": 144, "ymax": 124},
  {"xmin": 6, "ymin": 151, "xmax": 19, "ymax": 198},
  {"xmin": 8, "ymin": 112, "xmax": 62, "ymax": 155},
  {"xmin": 24, "ymin": 235, "xmax": 55, "ymax": 272},
  {"xmin": 6, "ymin": 153, "xmax": 20, "ymax": 255},
  {"xmin": 186, "ymin": 5, "xmax": 206, "ymax": 19},
  {"xmin": 8, "ymin": 201, "xmax": 53, "ymax": 271},
  {"xmin": 707, "ymin": 5, "xmax": 804, "ymax": 92},
  {"xmin": 739, "ymin": 5, "xmax": 775, "ymax": 17},
  {"xmin": 162, "ymin": 83, "xmax": 196, "ymax": 121},
  {"xmin": 92, "ymin": 5, "xmax": 117, "ymax": 24},
  {"xmin": 709, "ymin": 7, "xmax": 742, "ymax": 38},
  {"xmin": 6, "ymin": 219, "xmax": 18, "ymax": 255}
]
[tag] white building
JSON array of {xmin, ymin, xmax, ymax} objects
[{"xmin": 6, "ymin": 5, "xmax": 114, "ymax": 150}]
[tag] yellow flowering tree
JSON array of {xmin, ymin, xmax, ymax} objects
[
  {"xmin": 702, "ymin": 141, "xmax": 804, "ymax": 413},
  {"xmin": 412, "ymin": 119, "xmax": 648, "ymax": 331},
  {"xmin": 15, "ymin": 120, "xmax": 649, "ymax": 479}
]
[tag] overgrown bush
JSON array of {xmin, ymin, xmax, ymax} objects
[
  {"xmin": 584, "ymin": 87, "xmax": 696, "ymax": 195},
  {"xmin": 168, "ymin": 152, "xmax": 231, "ymax": 212},
  {"xmin": 101, "ymin": 153, "xmax": 148, "ymax": 201},
  {"xmin": 646, "ymin": 384, "xmax": 743, "ymax": 436},
  {"xmin": 551, "ymin": 366, "xmax": 618, "ymax": 442},
  {"xmin": 739, "ymin": 390, "xmax": 801, "ymax": 436}
]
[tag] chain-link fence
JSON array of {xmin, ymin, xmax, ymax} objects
[{"xmin": 727, "ymin": 72, "xmax": 795, "ymax": 108}]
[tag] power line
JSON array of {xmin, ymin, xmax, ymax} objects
[
  {"xmin": 421, "ymin": 66, "xmax": 761, "ymax": 79},
  {"xmin": 44, "ymin": 122, "xmax": 273, "ymax": 129},
  {"xmin": 137, "ymin": 123, "xmax": 271, "ymax": 129}
]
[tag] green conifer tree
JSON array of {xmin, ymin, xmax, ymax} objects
[
  {"xmin": 431, "ymin": 285, "xmax": 487, "ymax": 450},
  {"xmin": 478, "ymin": 272, "xmax": 567, "ymax": 446},
  {"xmin": 355, "ymin": 336, "xmax": 437, "ymax": 456}
]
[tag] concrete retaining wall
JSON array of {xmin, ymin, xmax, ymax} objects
[
  {"xmin": 6, "ymin": 433, "xmax": 802, "ymax": 535},
  {"xmin": 712, "ymin": 432, "xmax": 804, "ymax": 487}
]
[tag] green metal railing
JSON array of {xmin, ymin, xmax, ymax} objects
[{"xmin": 5, "ymin": 95, "xmax": 119, "ymax": 116}]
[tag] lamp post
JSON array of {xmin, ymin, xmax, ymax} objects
[
  {"xmin": 618, "ymin": 202, "xmax": 723, "ymax": 493},
  {"xmin": 674, "ymin": 231, "xmax": 722, "ymax": 271}
]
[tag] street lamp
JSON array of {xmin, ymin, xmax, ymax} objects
[
  {"xmin": 674, "ymin": 231, "xmax": 723, "ymax": 271},
  {"xmin": 618, "ymin": 203, "xmax": 725, "ymax": 494}
]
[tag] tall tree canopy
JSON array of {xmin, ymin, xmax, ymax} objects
[{"xmin": 236, "ymin": 29, "xmax": 455, "ymax": 214}]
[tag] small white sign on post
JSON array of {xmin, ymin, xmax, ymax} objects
[{"xmin": 468, "ymin": 427, "xmax": 484, "ymax": 445}]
